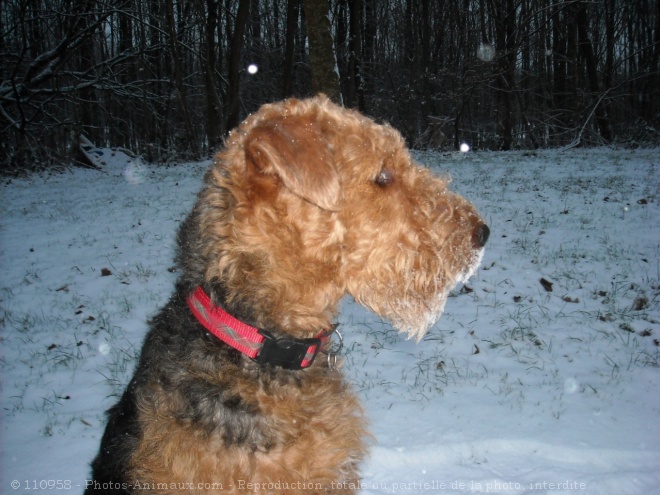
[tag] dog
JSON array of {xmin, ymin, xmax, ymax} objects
[{"xmin": 85, "ymin": 95, "xmax": 489, "ymax": 494}]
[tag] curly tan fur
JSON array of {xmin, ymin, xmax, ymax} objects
[{"xmin": 86, "ymin": 95, "xmax": 488, "ymax": 494}]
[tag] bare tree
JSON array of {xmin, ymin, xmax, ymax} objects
[
  {"xmin": 302, "ymin": 0, "xmax": 342, "ymax": 103},
  {"xmin": 225, "ymin": 0, "xmax": 251, "ymax": 131},
  {"xmin": 202, "ymin": 0, "xmax": 224, "ymax": 149},
  {"xmin": 346, "ymin": 0, "xmax": 364, "ymax": 110},
  {"xmin": 282, "ymin": 0, "xmax": 300, "ymax": 98},
  {"xmin": 165, "ymin": 0, "xmax": 200, "ymax": 157},
  {"xmin": 576, "ymin": 0, "xmax": 612, "ymax": 143}
]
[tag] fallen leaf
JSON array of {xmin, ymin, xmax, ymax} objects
[{"xmin": 540, "ymin": 278, "xmax": 553, "ymax": 292}]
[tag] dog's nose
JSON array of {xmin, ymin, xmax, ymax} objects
[{"xmin": 472, "ymin": 223, "xmax": 490, "ymax": 249}]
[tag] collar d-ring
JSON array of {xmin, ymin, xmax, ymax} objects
[{"xmin": 322, "ymin": 327, "xmax": 343, "ymax": 370}]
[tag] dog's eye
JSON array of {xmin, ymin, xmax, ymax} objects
[{"xmin": 375, "ymin": 169, "xmax": 394, "ymax": 187}]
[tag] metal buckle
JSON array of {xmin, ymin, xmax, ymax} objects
[{"xmin": 254, "ymin": 330, "xmax": 322, "ymax": 370}]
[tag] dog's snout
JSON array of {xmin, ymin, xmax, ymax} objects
[{"xmin": 473, "ymin": 223, "xmax": 490, "ymax": 249}]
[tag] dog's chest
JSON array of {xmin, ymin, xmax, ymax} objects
[{"xmin": 129, "ymin": 370, "xmax": 366, "ymax": 493}]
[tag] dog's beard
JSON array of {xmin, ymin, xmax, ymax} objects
[
  {"xmin": 381, "ymin": 247, "xmax": 485, "ymax": 342},
  {"xmin": 456, "ymin": 246, "xmax": 485, "ymax": 286}
]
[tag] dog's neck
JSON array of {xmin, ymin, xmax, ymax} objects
[{"xmin": 187, "ymin": 286, "xmax": 332, "ymax": 370}]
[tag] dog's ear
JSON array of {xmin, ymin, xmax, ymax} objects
[{"xmin": 244, "ymin": 116, "xmax": 340, "ymax": 211}]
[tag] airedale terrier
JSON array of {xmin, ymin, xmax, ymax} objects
[{"xmin": 86, "ymin": 95, "xmax": 489, "ymax": 494}]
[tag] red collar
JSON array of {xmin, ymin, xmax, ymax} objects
[{"xmin": 186, "ymin": 286, "xmax": 329, "ymax": 370}]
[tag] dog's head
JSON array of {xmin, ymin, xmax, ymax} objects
[{"xmin": 192, "ymin": 95, "xmax": 488, "ymax": 340}]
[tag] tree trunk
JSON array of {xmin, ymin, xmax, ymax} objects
[
  {"xmin": 552, "ymin": 1, "xmax": 570, "ymax": 139},
  {"xmin": 204, "ymin": 0, "xmax": 223, "ymax": 149},
  {"xmin": 649, "ymin": 0, "xmax": 660, "ymax": 125},
  {"xmin": 302, "ymin": 0, "xmax": 342, "ymax": 103},
  {"xmin": 282, "ymin": 0, "xmax": 300, "ymax": 98},
  {"xmin": 490, "ymin": 0, "xmax": 517, "ymax": 150},
  {"xmin": 165, "ymin": 0, "xmax": 199, "ymax": 156},
  {"xmin": 347, "ymin": 0, "xmax": 364, "ymax": 111},
  {"xmin": 78, "ymin": 9, "xmax": 98, "ymax": 147},
  {"xmin": 226, "ymin": 0, "xmax": 251, "ymax": 131},
  {"xmin": 576, "ymin": 1, "xmax": 612, "ymax": 143}
]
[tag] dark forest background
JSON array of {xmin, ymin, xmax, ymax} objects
[{"xmin": 2, "ymin": 0, "xmax": 659, "ymax": 172}]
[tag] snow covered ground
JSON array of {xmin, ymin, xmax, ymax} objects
[{"xmin": 1, "ymin": 147, "xmax": 658, "ymax": 494}]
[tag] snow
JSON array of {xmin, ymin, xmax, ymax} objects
[{"xmin": 1, "ymin": 147, "xmax": 659, "ymax": 494}]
